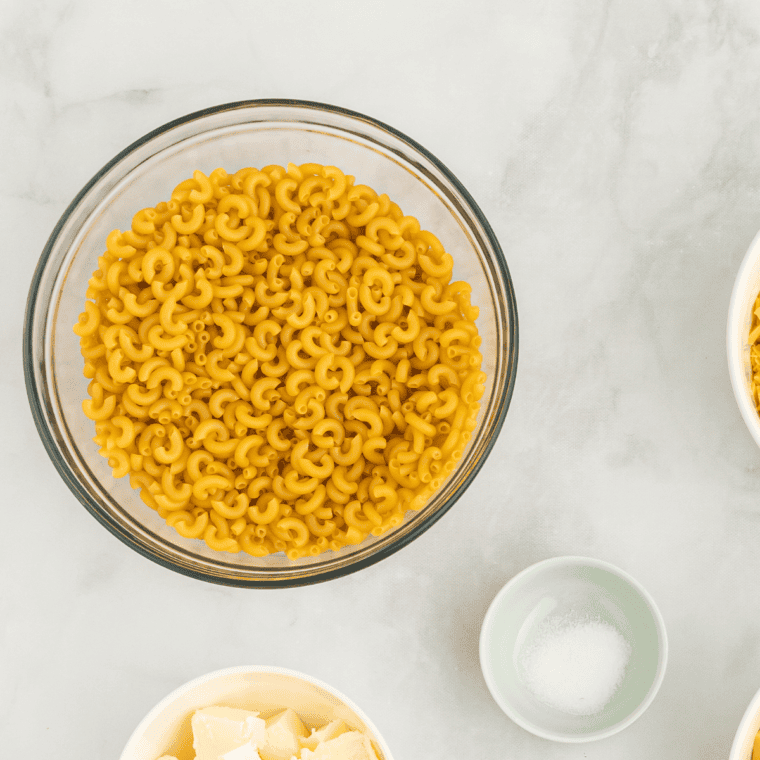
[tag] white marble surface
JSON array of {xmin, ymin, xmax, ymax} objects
[{"xmin": 4, "ymin": 0, "xmax": 760, "ymax": 757}]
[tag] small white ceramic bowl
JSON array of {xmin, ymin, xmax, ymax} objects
[
  {"xmin": 728, "ymin": 229, "xmax": 760, "ymax": 449},
  {"xmin": 479, "ymin": 556, "xmax": 668, "ymax": 743},
  {"xmin": 119, "ymin": 665, "xmax": 394, "ymax": 760},
  {"xmin": 729, "ymin": 686, "xmax": 760, "ymax": 760}
]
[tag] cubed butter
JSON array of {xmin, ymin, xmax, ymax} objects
[
  {"xmin": 191, "ymin": 706, "xmax": 266, "ymax": 760},
  {"xmin": 259, "ymin": 708, "xmax": 308, "ymax": 760},
  {"xmin": 299, "ymin": 731, "xmax": 379, "ymax": 760},
  {"xmin": 300, "ymin": 719, "xmax": 349, "ymax": 751},
  {"xmin": 220, "ymin": 740, "xmax": 262, "ymax": 760}
]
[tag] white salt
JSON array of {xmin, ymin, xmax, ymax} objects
[{"xmin": 518, "ymin": 612, "xmax": 631, "ymax": 716}]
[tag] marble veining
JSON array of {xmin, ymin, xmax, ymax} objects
[{"xmin": 5, "ymin": 0, "xmax": 760, "ymax": 757}]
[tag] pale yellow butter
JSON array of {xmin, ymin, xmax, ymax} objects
[
  {"xmin": 300, "ymin": 720, "xmax": 349, "ymax": 752},
  {"xmin": 259, "ymin": 708, "xmax": 308, "ymax": 760},
  {"xmin": 220, "ymin": 741, "xmax": 262, "ymax": 760},
  {"xmin": 191, "ymin": 706, "xmax": 266, "ymax": 760},
  {"xmin": 299, "ymin": 731, "xmax": 379, "ymax": 760}
]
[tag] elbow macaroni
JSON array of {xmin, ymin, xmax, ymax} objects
[{"xmin": 75, "ymin": 164, "xmax": 486, "ymax": 560}]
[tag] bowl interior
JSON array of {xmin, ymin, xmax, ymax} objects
[
  {"xmin": 27, "ymin": 102, "xmax": 517, "ymax": 585},
  {"xmin": 729, "ymin": 230, "xmax": 760, "ymax": 449},
  {"xmin": 119, "ymin": 667, "xmax": 391, "ymax": 760},
  {"xmin": 480, "ymin": 558, "xmax": 666, "ymax": 742}
]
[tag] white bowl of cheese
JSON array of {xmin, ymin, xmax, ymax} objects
[
  {"xmin": 729, "ymin": 684, "xmax": 760, "ymax": 760},
  {"xmin": 119, "ymin": 666, "xmax": 393, "ymax": 760},
  {"xmin": 728, "ymin": 228, "xmax": 760, "ymax": 450}
]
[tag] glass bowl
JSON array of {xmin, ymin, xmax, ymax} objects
[
  {"xmin": 119, "ymin": 665, "xmax": 395, "ymax": 760},
  {"xmin": 24, "ymin": 99, "xmax": 518, "ymax": 587}
]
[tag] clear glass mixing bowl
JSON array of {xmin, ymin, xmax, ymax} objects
[{"xmin": 24, "ymin": 100, "xmax": 518, "ymax": 587}]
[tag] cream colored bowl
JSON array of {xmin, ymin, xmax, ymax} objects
[
  {"xmin": 119, "ymin": 666, "xmax": 394, "ymax": 760},
  {"xmin": 728, "ymin": 229, "xmax": 760, "ymax": 449}
]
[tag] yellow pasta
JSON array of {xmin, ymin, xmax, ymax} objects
[
  {"xmin": 751, "ymin": 291, "xmax": 760, "ymax": 413},
  {"xmin": 75, "ymin": 164, "xmax": 486, "ymax": 560}
]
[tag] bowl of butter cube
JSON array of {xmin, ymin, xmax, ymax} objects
[{"xmin": 119, "ymin": 665, "xmax": 393, "ymax": 760}]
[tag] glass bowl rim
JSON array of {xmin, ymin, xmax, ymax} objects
[{"xmin": 23, "ymin": 98, "xmax": 519, "ymax": 587}]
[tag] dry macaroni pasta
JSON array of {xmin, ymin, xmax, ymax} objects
[
  {"xmin": 74, "ymin": 164, "xmax": 486, "ymax": 559},
  {"xmin": 751, "ymin": 291, "xmax": 760, "ymax": 413}
]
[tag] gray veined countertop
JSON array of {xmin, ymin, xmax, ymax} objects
[{"xmin": 4, "ymin": 1, "xmax": 760, "ymax": 758}]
